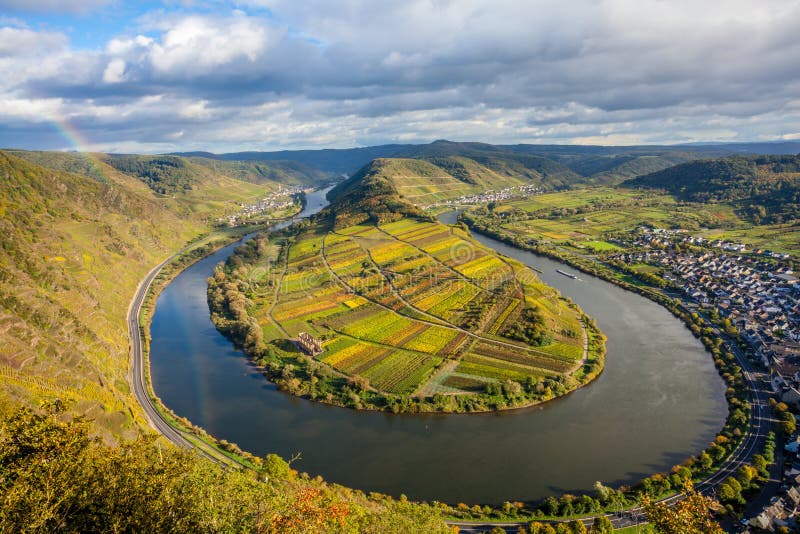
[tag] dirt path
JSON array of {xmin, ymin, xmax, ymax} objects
[{"xmin": 320, "ymin": 234, "xmax": 577, "ymax": 366}]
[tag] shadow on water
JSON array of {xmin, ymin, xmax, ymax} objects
[{"xmin": 149, "ymin": 200, "xmax": 728, "ymax": 504}]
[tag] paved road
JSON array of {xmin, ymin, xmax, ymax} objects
[
  {"xmin": 127, "ymin": 254, "xmax": 227, "ymax": 465},
  {"xmin": 128, "ymin": 231, "xmax": 774, "ymax": 532},
  {"xmin": 448, "ymin": 296, "xmax": 774, "ymax": 532}
]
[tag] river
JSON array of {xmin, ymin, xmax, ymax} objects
[{"xmin": 149, "ymin": 193, "xmax": 727, "ymax": 504}]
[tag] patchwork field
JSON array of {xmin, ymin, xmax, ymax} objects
[
  {"xmin": 491, "ymin": 187, "xmax": 744, "ymax": 249},
  {"xmin": 468, "ymin": 186, "xmax": 800, "ymax": 258},
  {"xmin": 219, "ymin": 216, "xmax": 589, "ymax": 404}
]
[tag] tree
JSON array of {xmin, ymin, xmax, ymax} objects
[
  {"xmin": 735, "ymin": 465, "xmax": 757, "ymax": 488},
  {"xmin": 644, "ymin": 481, "xmax": 723, "ymax": 533},
  {"xmin": 543, "ymin": 496, "xmax": 560, "ymax": 516},
  {"xmin": 751, "ymin": 454, "xmax": 769, "ymax": 477},
  {"xmin": 0, "ymin": 404, "xmax": 447, "ymax": 533},
  {"xmin": 780, "ymin": 411, "xmax": 796, "ymax": 435},
  {"xmin": 593, "ymin": 481, "xmax": 613, "ymax": 503},
  {"xmin": 698, "ymin": 451, "xmax": 714, "ymax": 471},
  {"xmin": 263, "ymin": 453, "xmax": 291, "ymax": 480},
  {"xmin": 529, "ymin": 522, "xmax": 557, "ymax": 534},
  {"xmin": 590, "ymin": 516, "xmax": 614, "ymax": 533}
]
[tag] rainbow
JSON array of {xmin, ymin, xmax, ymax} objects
[{"xmin": 47, "ymin": 116, "xmax": 113, "ymax": 182}]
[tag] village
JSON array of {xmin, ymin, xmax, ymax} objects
[
  {"xmin": 425, "ymin": 183, "xmax": 542, "ymax": 208},
  {"xmin": 609, "ymin": 228, "xmax": 800, "ymax": 531},
  {"xmin": 220, "ymin": 185, "xmax": 308, "ymax": 226},
  {"xmin": 616, "ymin": 228, "xmax": 799, "ymax": 358}
]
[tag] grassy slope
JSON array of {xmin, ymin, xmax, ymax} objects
[
  {"xmin": 206, "ymin": 161, "xmax": 600, "ymax": 413},
  {"xmin": 0, "ymin": 151, "xmax": 455, "ymax": 531},
  {"xmin": 0, "ymin": 151, "xmax": 269, "ymax": 440},
  {"xmin": 328, "ymin": 156, "xmax": 535, "ymax": 214}
]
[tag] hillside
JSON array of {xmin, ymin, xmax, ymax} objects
[
  {"xmin": 0, "ymin": 151, "xmax": 270, "ymax": 438},
  {"xmin": 623, "ymin": 154, "xmax": 800, "ymax": 223},
  {"xmin": 210, "ymin": 194, "xmax": 602, "ymax": 414},
  {"xmin": 186, "ymin": 156, "xmax": 332, "ymax": 186},
  {"xmin": 323, "ymin": 159, "xmax": 427, "ymax": 229},
  {"xmin": 172, "ymin": 139, "xmax": 800, "ymax": 186},
  {"xmin": 9, "ymin": 150, "xmax": 331, "ymax": 197},
  {"xmin": 0, "ymin": 150, "xmax": 459, "ymax": 530},
  {"xmin": 324, "ymin": 153, "xmax": 576, "ymax": 227}
]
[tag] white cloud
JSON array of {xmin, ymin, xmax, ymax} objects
[
  {"xmin": 0, "ymin": 27, "xmax": 66, "ymax": 57},
  {"xmin": 4, "ymin": 1, "xmax": 800, "ymax": 150},
  {"xmin": 147, "ymin": 15, "xmax": 273, "ymax": 75},
  {"xmin": 102, "ymin": 58, "xmax": 126, "ymax": 83},
  {"xmin": 0, "ymin": 96, "xmax": 63, "ymax": 121}
]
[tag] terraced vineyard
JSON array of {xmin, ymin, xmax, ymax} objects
[{"xmin": 209, "ymin": 214, "xmax": 603, "ymax": 412}]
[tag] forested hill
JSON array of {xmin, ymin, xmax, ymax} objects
[
  {"xmin": 8, "ymin": 150, "xmax": 332, "ymax": 196},
  {"xmin": 623, "ymin": 154, "xmax": 800, "ymax": 223},
  {"xmin": 322, "ymin": 152, "xmax": 576, "ymax": 228},
  {"xmin": 323, "ymin": 158, "xmax": 426, "ymax": 229},
  {"xmin": 173, "ymin": 139, "xmax": 800, "ymax": 186}
]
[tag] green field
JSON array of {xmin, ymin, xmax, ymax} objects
[
  {"xmin": 210, "ymin": 215, "xmax": 596, "ymax": 411},
  {"xmin": 482, "ymin": 186, "xmax": 800, "ymax": 257}
]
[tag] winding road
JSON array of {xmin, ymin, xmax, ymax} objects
[
  {"xmin": 450, "ymin": 298, "xmax": 773, "ymax": 532},
  {"xmin": 126, "ymin": 222, "xmax": 774, "ymax": 532},
  {"xmin": 127, "ymin": 252, "xmax": 233, "ymax": 466}
]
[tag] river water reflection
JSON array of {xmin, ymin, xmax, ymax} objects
[{"xmin": 149, "ymin": 196, "xmax": 727, "ymax": 504}]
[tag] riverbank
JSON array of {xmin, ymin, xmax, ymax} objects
[
  {"xmin": 456, "ymin": 215, "xmax": 765, "ymax": 504},
  {"xmin": 148, "ymin": 193, "xmax": 726, "ymax": 505},
  {"xmin": 135, "ymin": 202, "xmax": 308, "ymax": 468},
  {"xmin": 207, "ymin": 216, "xmax": 607, "ymax": 415}
]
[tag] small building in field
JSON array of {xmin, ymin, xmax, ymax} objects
[{"xmin": 297, "ymin": 332, "xmax": 323, "ymax": 356}]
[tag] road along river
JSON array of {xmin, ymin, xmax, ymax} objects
[{"xmin": 148, "ymin": 196, "xmax": 727, "ymax": 505}]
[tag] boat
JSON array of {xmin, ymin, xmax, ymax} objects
[{"xmin": 556, "ymin": 269, "xmax": 577, "ymax": 279}]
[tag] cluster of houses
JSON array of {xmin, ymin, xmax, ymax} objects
[
  {"xmin": 221, "ymin": 186, "xmax": 307, "ymax": 226},
  {"xmin": 743, "ymin": 434, "xmax": 800, "ymax": 532},
  {"xmin": 426, "ymin": 183, "xmax": 542, "ymax": 208},
  {"xmin": 611, "ymin": 228, "xmax": 800, "ymax": 531},
  {"xmin": 746, "ymin": 470, "xmax": 800, "ymax": 532},
  {"xmin": 612, "ymin": 230, "xmax": 800, "ymax": 409},
  {"xmin": 630, "ymin": 228, "xmax": 790, "ymax": 258}
]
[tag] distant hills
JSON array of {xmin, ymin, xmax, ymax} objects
[
  {"xmin": 11, "ymin": 140, "xmax": 800, "ymax": 201},
  {"xmin": 173, "ymin": 139, "xmax": 800, "ymax": 186},
  {"xmin": 8, "ymin": 150, "xmax": 332, "ymax": 196},
  {"xmin": 624, "ymin": 154, "xmax": 800, "ymax": 224}
]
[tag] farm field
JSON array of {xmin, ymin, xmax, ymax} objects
[
  {"xmin": 212, "ymin": 214, "xmax": 592, "ymax": 410},
  {"xmin": 471, "ymin": 186, "xmax": 800, "ymax": 257},
  {"xmin": 482, "ymin": 187, "xmax": 800, "ymax": 257},
  {"xmin": 491, "ymin": 187, "xmax": 743, "ymax": 248}
]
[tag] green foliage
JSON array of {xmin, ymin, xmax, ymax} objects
[
  {"xmin": 0, "ymin": 404, "xmax": 450, "ymax": 533},
  {"xmin": 590, "ymin": 515, "xmax": 613, "ymax": 533},
  {"xmin": 103, "ymin": 154, "xmax": 197, "ymax": 194},
  {"xmin": 624, "ymin": 154, "xmax": 800, "ymax": 224},
  {"xmin": 501, "ymin": 306, "xmax": 553, "ymax": 346},
  {"xmin": 263, "ymin": 453, "xmax": 292, "ymax": 480},
  {"xmin": 779, "ymin": 410, "xmax": 796, "ymax": 435}
]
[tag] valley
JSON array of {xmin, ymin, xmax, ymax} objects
[{"xmin": 2, "ymin": 141, "xmax": 798, "ymax": 531}]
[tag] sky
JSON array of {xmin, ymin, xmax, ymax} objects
[{"xmin": 2, "ymin": 0, "xmax": 800, "ymax": 153}]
